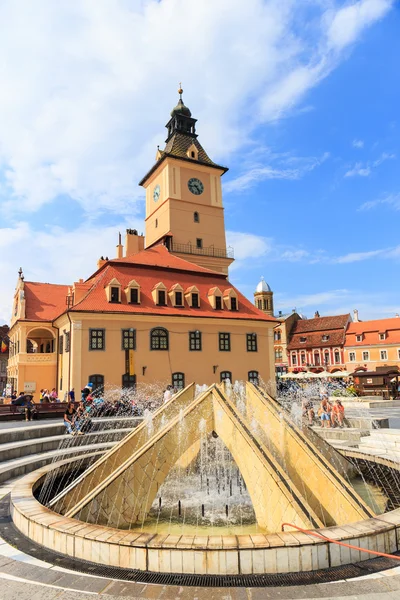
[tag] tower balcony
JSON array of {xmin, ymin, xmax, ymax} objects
[{"xmin": 170, "ymin": 241, "xmax": 234, "ymax": 260}]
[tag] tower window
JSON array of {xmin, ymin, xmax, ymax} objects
[
  {"xmin": 157, "ymin": 290, "xmax": 167, "ymax": 306},
  {"xmin": 155, "ymin": 219, "xmax": 158, "ymax": 228},
  {"xmin": 196, "ymin": 238, "xmax": 203, "ymax": 249},
  {"xmin": 192, "ymin": 293, "xmax": 199, "ymax": 308},
  {"xmin": 215, "ymin": 296, "xmax": 222, "ymax": 310},
  {"xmin": 194, "ymin": 212, "xmax": 199, "ymax": 223},
  {"xmin": 110, "ymin": 287, "xmax": 120, "ymax": 303}
]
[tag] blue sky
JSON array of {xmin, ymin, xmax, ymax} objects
[{"xmin": 0, "ymin": 0, "xmax": 398, "ymax": 323}]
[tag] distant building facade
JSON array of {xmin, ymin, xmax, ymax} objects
[
  {"xmin": 273, "ymin": 311, "xmax": 302, "ymax": 376},
  {"xmin": 287, "ymin": 312, "xmax": 350, "ymax": 372},
  {"xmin": 345, "ymin": 313, "xmax": 400, "ymax": 373}
]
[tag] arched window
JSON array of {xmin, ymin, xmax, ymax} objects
[
  {"xmin": 150, "ymin": 327, "xmax": 169, "ymax": 350},
  {"xmin": 220, "ymin": 371, "xmax": 232, "ymax": 383},
  {"xmin": 324, "ymin": 352, "xmax": 330, "ymax": 365},
  {"xmin": 300, "ymin": 353, "xmax": 306, "ymax": 365},
  {"xmin": 248, "ymin": 371, "xmax": 259, "ymax": 385},
  {"xmin": 263, "ymin": 299, "xmax": 267, "ymax": 311},
  {"xmin": 274, "ymin": 330, "xmax": 281, "ymax": 341},
  {"xmin": 88, "ymin": 374, "xmax": 104, "ymax": 395},
  {"xmin": 194, "ymin": 211, "xmax": 200, "ymax": 223},
  {"xmin": 172, "ymin": 372, "xmax": 185, "ymax": 389},
  {"xmin": 314, "ymin": 352, "xmax": 321, "ymax": 366},
  {"xmin": 122, "ymin": 374, "xmax": 136, "ymax": 389}
]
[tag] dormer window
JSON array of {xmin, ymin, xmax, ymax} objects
[
  {"xmin": 379, "ymin": 332, "xmax": 386, "ymax": 340},
  {"xmin": 152, "ymin": 282, "xmax": 167, "ymax": 306},
  {"xmin": 186, "ymin": 143, "xmax": 199, "ymax": 161},
  {"xmin": 125, "ymin": 280, "xmax": 140, "ymax": 305},
  {"xmin": 192, "ymin": 293, "xmax": 199, "ymax": 308},
  {"xmin": 175, "ymin": 291, "xmax": 183, "ymax": 306},
  {"xmin": 223, "ymin": 288, "xmax": 239, "ymax": 311},
  {"xmin": 208, "ymin": 287, "xmax": 223, "ymax": 310},
  {"xmin": 158, "ymin": 290, "xmax": 166, "ymax": 306},
  {"xmin": 356, "ymin": 335, "xmax": 363, "ymax": 342},
  {"xmin": 300, "ymin": 337, "xmax": 307, "ymax": 343},
  {"xmin": 322, "ymin": 335, "xmax": 330, "ymax": 342},
  {"xmin": 106, "ymin": 278, "xmax": 121, "ymax": 303}
]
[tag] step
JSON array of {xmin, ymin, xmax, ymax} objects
[
  {"xmin": 312, "ymin": 427, "xmax": 369, "ymax": 442},
  {"xmin": 0, "ymin": 441, "xmax": 115, "ymax": 484},
  {"xmin": 341, "ymin": 400, "xmax": 400, "ymax": 409},
  {"xmin": 0, "ymin": 416, "xmax": 141, "ymax": 445},
  {"xmin": 0, "ymin": 428, "xmax": 132, "ymax": 463},
  {"xmin": 344, "ymin": 417, "xmax": 389, "ymax": 429},
  {"xmin": 327, "ymin": 439, "xmax": 360, "ymax": 449},
  {"xmin": 359, "ymin": 436, "xmax": 400, "ymax": 450}
]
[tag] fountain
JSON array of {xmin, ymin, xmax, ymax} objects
[{"xmin": 9, "ymin": 380, "xmax": 400, "ymax": 577}]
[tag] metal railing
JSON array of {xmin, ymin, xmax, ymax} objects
[{"xmin": 171, "ymin": 241, "xmax": 234, "ymax": 259}]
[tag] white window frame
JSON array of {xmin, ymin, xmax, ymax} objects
[
  {"xmin": 356, "ymin": 335, "xmax": 362, "ymax": 342},
  {"xmin": 362, "ymin": 351, "xmax": 370, "ymax": 361},
  {"xmin": 349, "ymin": 352, "xmax": 356, "ymax": 362},
  {"xmin": 380, "ymin": 349, "xmax": 388, "ymax": 361},
  {"xmin": 292, "ymin": 354, "xmax": 297, "ymax": 366},
  {"xmin": 379, "ymin": 333, "xmax": 386, "ymax": 341}
]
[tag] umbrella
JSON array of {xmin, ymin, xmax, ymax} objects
[
  {"xmin": 316, "ymin": 370, "xmax": 331, "ymax": 378},
  {"xmin": 304, "ymin": 371, "xmax": 320, "ymax": 379},
  {"xmin": 13, "ymin": 394, "xmax": 33, "ymax": 406},
  {"xmin": 330, "ymin": 371, "xmax": 350, "ymax": 378}
]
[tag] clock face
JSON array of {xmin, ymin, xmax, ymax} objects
[
  {"xmin": 153, "ymin": 184, "xmax": 160, "ymax": 202},
  {"xmin": 188, "ymin": 178, "xmax": 204, "ymax": 195}
]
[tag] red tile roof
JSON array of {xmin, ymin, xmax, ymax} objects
[
  {"xmin": 23, "ymin": 282, "xmax": 69, "ymax": 321},
  {"xmin": 287, "ymin": 314, "xmax": 350, "ymax": 350},
  {"xmin": 90, "ymin": 245, "xmax": 222, "ymax": 278},
  {"xmin": 345, "ymin": 318, "xmax": 400, "ymax": 346},
  {"xmin": 70, "ymin": 247, "xmax": 275, "ymax": 322}
]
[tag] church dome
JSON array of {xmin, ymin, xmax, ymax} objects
[
  {"xmin": 170, "ymin": 98, "xmax": 192, "ymax": 118},
  {"xmin": 255, "ymin": 276, "xmax": 272, "ymax": 293}
]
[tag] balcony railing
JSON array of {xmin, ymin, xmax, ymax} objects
[{"xmin": 171, "ymin": 242, "xmax": 234, "ymax": 260}]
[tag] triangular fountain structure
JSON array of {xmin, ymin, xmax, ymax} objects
[{"xmin": 50, "ymin": 383, "xmax": 374, "ymax": 533}]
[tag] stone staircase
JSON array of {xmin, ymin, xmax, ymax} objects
[{"xmin": 0, "ymin": 417, "xmax": 140, "ymax": 483}]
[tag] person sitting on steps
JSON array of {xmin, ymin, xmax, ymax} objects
[
  {"xmin": 331, "ymin": 399, "xmax": 345, "ymax": 428},
  {"xmin": 64, "ymin": 401, "xmax": 83, "ymax": 436}
]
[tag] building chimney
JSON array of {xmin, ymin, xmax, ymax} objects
[
  {"xmin": 125, "ymin": 228, "xmax": 145, "ymax": 257},
  {"xmin": 97, "ymin": 257, "xmax": 107, "ymax": 270},
  {"xmin": 396, "ymin": 313, "xmax": 399, "ymax": 318},
  {"xmin": 353, "ymin": 309, "xmax": 359, "ymax": 322},
  {"xmin": 116, "ymin": 232, "xmax": 123, "ymax": 259},
  {"xmin": 314, "ymin": 311, "xmax": 320, "ymax": 318}
]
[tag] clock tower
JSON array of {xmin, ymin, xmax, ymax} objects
[{"xmin": 139, "ymin": 87, "xmax": 233, "ymax": 274}]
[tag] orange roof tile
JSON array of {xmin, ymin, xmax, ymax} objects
[
  {"xmin": 24, "ymin": 282, "xmax": 69, "ymax": 321},
  {"xmin": 345, "ymin": 317, "xmax": 400, "ymax": 346}
]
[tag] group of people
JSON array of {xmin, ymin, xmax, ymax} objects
[
  {"xmin": 302, "ymin": 394, "xmax": 345, "ymax": 428},
  {"xmin": 39, "ymin": 388, "xmax": 59, "ymax": 402}
]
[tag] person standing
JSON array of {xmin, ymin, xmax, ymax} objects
[
  {"xmin": 68, "ymin": 388, "xmax": 75, "ymax": 403},
  {"xmin": 163, "ymin": 385, "xmax": 173, "ymax": 404}
]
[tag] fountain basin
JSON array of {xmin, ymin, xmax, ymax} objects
[{"xmin": 10, "ymin": 455, "xmax": 400, "ymax": 575}]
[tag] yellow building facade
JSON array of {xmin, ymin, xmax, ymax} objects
[{"xmin": 7, "ymin": 90, "xmax": 276, "ymax": 398}]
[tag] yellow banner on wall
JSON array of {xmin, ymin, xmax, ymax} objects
[{"xmin": 129, "ymin": 349, "xmax": 135, "ymax": 376}]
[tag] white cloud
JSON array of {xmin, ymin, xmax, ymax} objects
[
  {"xmin": 224, "ymin": 152, "xmax": 329, "ymax": 193},
  {"xmin": 0, "ymin": 0, "xmax": 393, "ymax": 214},
  {"xmin": 226, "ymin": 231, "xmax": 272, "ymax": 262},
  {"xmin": 352, "ymin": 139, "xmax": 364, "ymax": 148},
  {"xmin": 327, "ymin": 0, "xmax": 393, "ymax": 50},
  {"xmin": 334, "ymin": 249, "xmax": 385, "ymax": 263},
  {"xmin": 345, "ymin": 152, "xmax": 395, "ymax": 177},
  {"xmin": 359, "ymin": 192, "xmax": 400, "ymax": 211},
  {"xmin": 0, "ymin": 219, "xmax": 138, "ymax": 323},
  {"xmin": 345, "ymin": 162, "xmax": 371, "ymax": 177}
]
